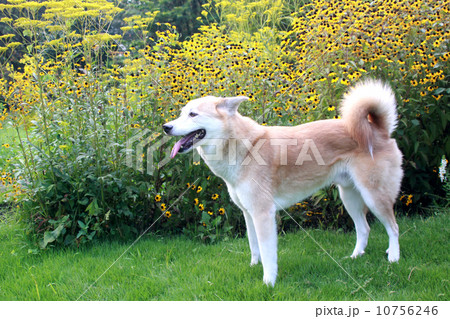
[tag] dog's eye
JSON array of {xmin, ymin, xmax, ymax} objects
[{"xmin": 189, "ymin": 112, "xmax": 198, "ymax": 118}]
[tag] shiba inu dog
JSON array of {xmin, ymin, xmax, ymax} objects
[{"xmin": 163, "ymin": 79, "xmax": 403, "ymax": 286}]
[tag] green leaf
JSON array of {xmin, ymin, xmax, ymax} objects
[
  {"xmin": 86, "ymin": 198, "xmax": 100, "ymax": 216},
  {"xmin": 78, "ymin": 197, "xmax": 89, "ymax": 205},
  {"xmin": 41, "ymin": 224, "xmax": 65, "ymax": 248},
  {"xmin": 434, "ymin": 87, "xmax": 446, "ymax": 95},
  {"xmin": 414, "ymin": 141, "xmax": 420, "ymax": 154}
]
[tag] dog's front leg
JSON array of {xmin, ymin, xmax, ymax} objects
[
  {"xmin": 252, "ymin": 205, "xmax": 278, "ymax": 287},
  {"xmin": 243, "ymin": 210, "xmax": 261, "ymax": 265},
  {"xmin": 228, "ymin": 188, "xmax": 261, "ymax": 265}
]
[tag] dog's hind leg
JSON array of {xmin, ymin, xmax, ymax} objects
[
  {"xmin": 338, "ymin": 185, "xmax": 370, "ymax": 258},
  {"xmin": 252, "ymin": 204, "xmax": 278, "ymax": 286},
  {"xmin": 358, "ymin": 187, "xmax": 400, "ymax": 262}
]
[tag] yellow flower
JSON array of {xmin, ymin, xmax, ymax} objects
[
  {"xmin": 2, "ymin": 143, "xmax": 10, "ymax": 148},
  {"xmin": 165, "ymin": 211, "xmax": 171, "ymax": 218},
  {"xmin": 211, "ymin": 194, "xmax": 219, "ymax": 200},
  {"xmin": 160, "ymin": 203, "xmax": 166, "ymax": 211},
  {"xmin": 198, "ymin": 203, "xmax": 204, "ymax": 211},
  {"xmin": 406, "ymin": 195, "xmax": 413, "ymax": 206},
  {"xmin": 196, "ymin": 186, "xmax": 202, "ymax": 193},
  {"xmin": 155, "ymin": 194, "xmax": 161, "ymax": 202},
  {"xmin": 218, "ymin": 208, "xmax": 225, "ymax": 215},
  {"xmin": 194, "ymin": 198, "xmax": 199, "ymax": 205},
  {"xmin": 207, "ymin": 211, "xmax": 213, "ymax": 216}
]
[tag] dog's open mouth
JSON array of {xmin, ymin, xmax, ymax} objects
[{"xmin": 170, "ymin": 129, "xmax": 206, "ymax": 158}]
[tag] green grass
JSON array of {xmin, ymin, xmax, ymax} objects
[{"xmin": 0, "ymin": 211, "xmax": 448, "ymax": 301}]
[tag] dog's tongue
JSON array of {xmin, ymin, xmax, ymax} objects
[
  {"xmin": 170, "ymin": 132, "xmax": 196, "ymax": 159},
  {"xmin": 170, "ymin": 139, "xmax": 183, "ymax": 159}
]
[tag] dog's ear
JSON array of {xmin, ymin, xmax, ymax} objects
[{"xmin": 216, "ymin": 96, "xmax": 249, "ymax": 115}]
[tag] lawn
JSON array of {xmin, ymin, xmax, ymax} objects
[{"xmin": 0, "ymin": 211, "xmax": 448, "ymax": 301}]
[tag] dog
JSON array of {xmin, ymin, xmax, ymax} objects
[{"xmin": 163, "ymin": 79, "xmax": 403, "ymax": 286}]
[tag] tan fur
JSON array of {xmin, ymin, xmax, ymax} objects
[{"xmin": 163, "ymin": 80, "xmax": 403, "ymax": 286}]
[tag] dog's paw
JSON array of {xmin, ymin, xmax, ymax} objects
[
  {"xmin": 263, "ymin": 275, "xmax": 276, "ymax": 287},
  {"xmin": 262, "ymin": 267, "xmax": 278, "ymax": 287},
  {"xmin": 250, "ymin": 260, "xmax": 260, "ymax": 267},
  {"xmin": 386, "ymin": 247, "xmax": 399, "ymax": 262},
  {"xmin": 350, "ymin": 250, "xmax": 365, "ymax": 259},
  {"xmin": 388, "ymin": 252, "xmax": 400, "ymax": 263},
  {"xmin": 250, "ymin": 255, "xmax": 261, "ymax": 266}
]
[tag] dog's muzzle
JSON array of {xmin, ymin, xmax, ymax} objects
[{"xmin": 163, "ymin": 123, "xmax": 206, "ymax": 158}]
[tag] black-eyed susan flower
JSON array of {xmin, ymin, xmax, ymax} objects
[
  {"xmin": 218, "ymin": 208, "xmax": 225, "ymax": 215},
  {"xmin": 211, "ymin": 194, "xmax": 219, "ymax": 200},
  {"xmin": 155, "ymin": 194, "xmax": 161, "ymax": 202}
]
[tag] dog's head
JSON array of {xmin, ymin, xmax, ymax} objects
[{"xmin": 163, "ymin": 96, "xmax": 248, "ymax": 158}]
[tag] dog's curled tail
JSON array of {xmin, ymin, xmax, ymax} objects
[{"xmin": 340, "ymin": 79, "xmax": 397, "ymax": 157}]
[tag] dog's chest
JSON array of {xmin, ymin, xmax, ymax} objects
[{"xmin": 196, "ymin": 148, "xmax": 241, "ymax": 183}]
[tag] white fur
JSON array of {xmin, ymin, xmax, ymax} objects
[{"xmin": 341, "ymin": 79, "xmax": 398, "ymax": 135}]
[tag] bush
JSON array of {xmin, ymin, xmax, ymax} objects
[
  {"xmin": 0, "ymin": 0, "xmax": 448, "ymax": 248},
  {"xmin": 282, "ymin": 0, "xmax": 449, "ymax": 212}
]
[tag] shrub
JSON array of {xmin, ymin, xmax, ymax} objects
[
  {"xmin": 282, "ymin": 0, "xmax": 449, "ymax": 212},
  {"xmin": 0, "ymin": 0, "xmax": 448, "ymax": 248}
]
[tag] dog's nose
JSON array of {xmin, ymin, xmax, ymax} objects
[{"xmin": 162, "ymin": 124, "xmax": 173, "ymax": 134}]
